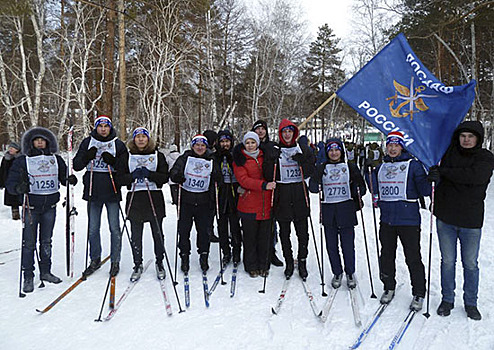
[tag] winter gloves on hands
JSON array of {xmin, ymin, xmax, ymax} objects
[
  {"xmin": 67, "ymin": 174, "xmax": 78, "ymax": 186},
  {"xmin": 291, "ymin": 152, "xmax": 304, "ymax": 164},
  {"xmin": 85, "ymin": 147, "xmax": 98, "ymax": 163},
  {"xmin": 131, "ymin": 167, "xmax": 150, "ymax": 180},
  {"xmin": 427, "ymin": 166, "xmax": 440, "ymax": 183},
  {"xmin": 101, "ymin": 152, "xmax": 116, "ymax": 166}
]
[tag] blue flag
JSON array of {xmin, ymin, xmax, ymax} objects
[{"xmin": 336, "ymin": 33, "xmax": 476, "ymax": 168}]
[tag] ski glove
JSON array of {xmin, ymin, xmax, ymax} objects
[
  {"xmin": 85, "ymin": 147, "xmax": 98, "ymax": 162},
  {"xmin": 67, "ymin": 174, "xmax": 78, "ymax": 185},
  {"xmin": 101, "ymin": 152, "xmax": 116, "ymax": 166},
  {"xmin": 16, "ymin": 180, "xmax": 30, "ymax": 194},
  {"xmin": 132, "ymin": 167, "xmax": 150, "ymax": 180},
  {"xmin": 291, "ymin": 152, "xmax": 305, "ymax": 164},
  {"xmin": 427, "ymin": 166, "xmax": 440, "ymax": 183}
]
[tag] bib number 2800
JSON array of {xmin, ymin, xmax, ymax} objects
[{"xmin": 381, "ymin": 186, "xmax": 400, "ymax": 196}]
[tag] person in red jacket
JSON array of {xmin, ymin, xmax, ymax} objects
[{"xmin": 233, "ymin": 131, "xmax": 276, "ymax": 277}]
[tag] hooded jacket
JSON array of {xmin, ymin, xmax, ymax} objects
[
  {"xmin": 73, "ymin": 127, "xmax": 128, "ymax": 202},
  {"xmin": 6, "ymin": 127, "xmax": 68, "ymax": 208},
  {"xmin": 263, "ymin": 118, "xmax": 315, "ymax": 221},
  {"xmin": 214, "ymin": 130, "xmax": 239, "ymax": 215},
  {"xmin": 434, "ymin": 121, "xmax": 494, "ymax": 228},
  {"xmin": 118, "ymin": 137, "xmax": 169, "ymax": 222}
]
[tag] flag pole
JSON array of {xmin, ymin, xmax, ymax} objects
[{"xmin": 298, "ymin": 93, "xmax": 337, "ymax": 131}]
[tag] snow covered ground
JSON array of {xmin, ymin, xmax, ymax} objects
[{"xmin": 1, "ymin": 169, "xmax": 493, "ymax": 350}]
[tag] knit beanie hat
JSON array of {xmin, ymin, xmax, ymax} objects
[
  {"xmin": 132, "ymin": 127, "xmax": 150, "ymax": 139},
  {"xmin": 386, "ymin": 131, "xmax": 405, "ymax": 148},
  {"xmin": 94, "ymin": 115, "xmax": 112, "ymax": 129},
  {"xmin": 191, "ymin": 134, "xmax": 208, "ymax": 147},
  {"xmin": 242, "ymin": 131, "xmax": 260, "ymax": 147}
]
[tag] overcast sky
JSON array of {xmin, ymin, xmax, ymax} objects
[{"xmin": 300, "ymin": 0, "xmax": 352, "ymax": 41}]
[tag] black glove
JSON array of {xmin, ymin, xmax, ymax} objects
[
  {"xmin": 174, "ymin": 174, "xmax": 186, "ymax": 184},
  {"xmin": 67, "ymin": 174, "xmax": 78, "ymax": 185},
  {"xmin": 427, "ymin": 165, "xmax": 440, "ymax": 183},
  {"xmin": 132, "ymin": 168, "xmax": 143, "ymax": 180},
  {"xmin": 291, "ymin": 153, "xmax": 305, "ymax": 163},
  {"xmin": 101, "ymin": 152, "xmax": 116, "ymax": 166},
  {"xmin": 269, "ymin": 146, "xmax": 281, "ymax": 161},
  {"xmin": 85, "ymin": 147, "xmax": 98, "ymax": 162},
  {"xmin": 15, "ymin": 180, "xmax": 30, "ymax": 194}
]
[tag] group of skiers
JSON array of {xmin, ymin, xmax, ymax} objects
[{"xmin": 3, "ymin": 115, "xmax": 493, "ymax": 321}]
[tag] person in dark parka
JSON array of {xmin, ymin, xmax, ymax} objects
[
  {"xmin": 430, "ymin": 121, "xmax": 494, "ymax": 320},
  {"xmin": 263, "ymin": 118, "xmax": 315, "ymax": 279},
  {"xmin": 118, "ymin": 127, "xmax": 169, "ymax": 282},
  {"xmin": 73, "ymin": 115, "xmax": 128, "ymax": 277},
  {"xmin": 309, "ymin": 138, "xmax": 366, "ymax": 289},
  {"xmin": 169, "ymin": 134, "xmax": 222, "ymax": 273},
  {"xmin": 7, "ymin": 127, "xmax": 77, "ymax": 293},
  {"xmin": 0, "ymin": 141, "xmax": 22, "ymax": 220}
]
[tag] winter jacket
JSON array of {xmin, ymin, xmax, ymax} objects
[
  {"xmin": 165, "ymin": 147, "xmax": 180, "ymax": 185},
  {"xmin": 370, "ymin": 150, "xmax": 431, "ymax": 226},
  {"xmin": 73, "ymin": 128, "xmax": 128, "ymax": 202},
  {"xmin": 169, "ymin": 149, "xmax": 221, "ymax": 208},
  {"xmin": 434, "ymin": 121, "xmax": 494, "ymax": 228},
  {"xmin": 309, "ymin": 158, "xmax": 367, "ymax": 228},
  {"xmin": 6, "ymin": 127, "xmax": 68, "ymax": 209},
  {"xmin": 214, "ymin": 148, "xmax": 239, "ymax": 216},
  {"xmin": 1, "ymin": 152, "xmax": 22, "ymax": 206},
  {"xmin": 233, "ymin": 143, "xmax": 272, "ymax": 220},
  {"xmin": 118, "ymin": 137, "xmax": 169, "ymax": 222},
  {"xmin": 263, "ymin": 119, "xmax": 315, "ymax": 221}
]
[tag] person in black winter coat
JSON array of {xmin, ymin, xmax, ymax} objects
[
  {"xmin": 73, "ymin": 115, "xmax": 128, "ymax": 277},
  {"xmin": 118, "ymin": 127, "xmax": 169, "ymax": 281},
  {"xmin": 430, "ymin": 121, "xmax": 494, "ymax": 321},
  {"xmin": 309, "ymin": 138, "xmax": 366, "ymax": 290},
  {"xmin": 252, "ymin": 119, "xmax": 283, "ymax": 268},
  {"xmin": 263, "ymin": 118, "xmax": 315, "ymax": 279},
  {"xmin": 0, "ymin": 141, "xmax": 22, "ymax": 219},
  {"xmin": 169, "ymin": 134, "xmax": 222, "ymax": 273},
  {"xmin": 6, "ymin": 127, "xmax": 77, "ymax": 293},
  {"xmin": 214, "ymin": 130, "xmax": 242, "ymax": 265}
]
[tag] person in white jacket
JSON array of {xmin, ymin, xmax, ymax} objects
[{"xmin": 166, "ymin": 144, "xmax": 180, "ymax": 205}]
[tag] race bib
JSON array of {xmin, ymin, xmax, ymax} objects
[
  {"xmin": 26, "ymin": 155, "xmax": 59, "ymax": 195},
  {"xmin": 278, "ymin": 145, "xmax": 303, "ymax": 184},
  {"xmin": 321, "ymin": 163, "xmax": 351, "ymax": 204},
  {"xmin": 377, "ymin": 160, "xmax": 411, "ymax": 201},
  {"xmin": 86, "ymin": 137, "xmax": 116, "ymax": 173},
  {"xmin": 372, "ymin": 150, "xmax": 380, "ymax": 161},
  {"xmin": 221, "ymin": 157, "xmax": 237, "ymax": 184},
  {"xmin": 182, "ymin": 157, "xmax": 212, "ymax": 193},
  {"xmin": 129, "ymin": 153, "xmax": 158, "ymax": 191},
  {"xmin": 347, "ymin": 149, "xmax": 355, "ymax": 161}
]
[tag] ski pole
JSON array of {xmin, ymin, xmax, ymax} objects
[
  {"xmin": 367, "ymin": 167, "xmax": 381, "ymax": 275},
  {"xmin": 144, "ymin": 179, "xmax": 185, "ymax": 313},
  {"xmin": 259, "ymin": 163, "xmax": 277, "ymax": 294},
  {"xmin": 94, "ymin": 274, "xmax": 112, "ymax": 322},
  {"xmin": 18, "ymin": 195, "xmax": 28, "ymax": 298},
  {"xmin": 107, "ymin": 165, "xmax": 132, "ymax": 244},
  {"xmin": 173, "ymin": 185, "xmax": 182, "ymax": 285},
  {"xmin": 85, "ymin": 161, "xmax": 94, "ymax": 270},
  {"xmin": 318, "ymin": 185, "xmax": 327, "ymax": 297},
  {"xmin": 423, "ymin": 181, "xmax": 436, "ymax": 318},
  {"xmin": 357, "ymin": 187, "xmax": 377, "ymax": 299},
  {"xmin": 300, "ymin": 165, "xmax": 324, "ymax": 289},
  {"xmin": 214, "ymin": 182, "xmax": 226, "ymax": 285}
]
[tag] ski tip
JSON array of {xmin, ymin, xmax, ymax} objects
[
  {"xmin": 271, "ymin": 308, "xmax": 277, "ymax": 315},
  {"xmin": 318, "ymin": 311, "xmax": 323, "ymax": 317},
  {"xmin": 35, "ymin": 309, "xmax": 44, "ymax": 314}
]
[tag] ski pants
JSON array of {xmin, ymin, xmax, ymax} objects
[
  {"xmin": 324, "ymin": 225, "xmax": 355, "ymax": 276},
  {"xmin": 218, "ymin": 211, "xmax": 242, "ymax": 259},
  {"xmin": 178, "ymin": 202, "xmax": 212, "ymax": 256},
  {"xmin": 379, "ymin": 223, "xmax": 426, "ymax": 297},
  {"xmin": 241, "ymin": 218, "xmax": 272, "ymax": 272},
  {"xmin": 278, "ymin": 218, "xmax": 309, "ymax": 262},
  {"xmin": 22, "ymin": 204, "xmax": 56, "ymax": 278},
  {"xmin": 130, "ymin": 218, "xmax": 165, "ymax": 266}
]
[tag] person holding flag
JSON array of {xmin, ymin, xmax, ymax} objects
[
  {"xmin": 428, "ymin": 121, "xmax": 494, "ymax": 320},
  {"xmin": 370, "ymin": 131, "xmax": 431, "ymax": 311}
]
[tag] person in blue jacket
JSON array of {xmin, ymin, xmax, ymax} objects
[
  {"xmin": 73, "ymin": 115, "xmax": 128, "ymax": 277},
  {"xmin": 370, "ymin": 131, "xmax": 431, "ymax": 311},
  {"xmin": 6, "ymin": 127, "xmax": 77, "ymax": 293},
  {"xmin": 309, "ymin": 138, "xmax": 366, "ymax": 289}
]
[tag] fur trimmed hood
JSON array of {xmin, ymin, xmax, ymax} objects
[
  {"xmin": 127, "ymin": 137, "xmax": 157, "ymax": 154},
  {"xmin": 21, "ymin": 127, "xmax": 58, "ymax": 156}
]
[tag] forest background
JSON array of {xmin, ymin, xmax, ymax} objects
[{"xmin": 0, "ymin": 0, "xmax": 492, "ymax": 150}]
